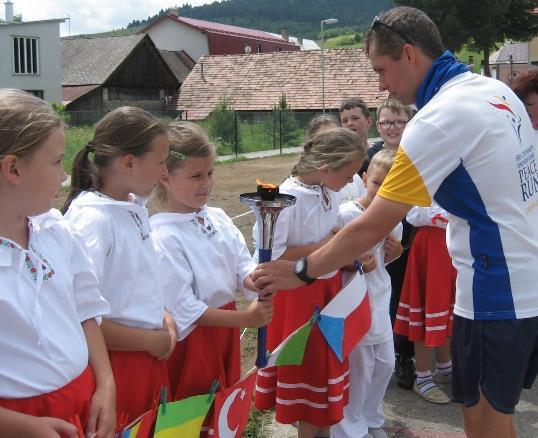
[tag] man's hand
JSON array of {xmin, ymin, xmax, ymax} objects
[{"xmin": 252, "ymin": 260, "xmax": 301, "ymax": 296}]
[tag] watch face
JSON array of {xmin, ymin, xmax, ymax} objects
[{"xmin": 295, "ymin": 258, "xmax": 305, "ymax": 274}]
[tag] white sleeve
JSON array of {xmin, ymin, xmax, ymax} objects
[
  {"xmin": 406, "ymin": 204, "xmax": 449, "ymax": 229},
  {"xmin": 69, "ymin": 229, "xmax": 110, "ymax": 323},
  {"xmin": 156, "ymin": 248, "xmax": 208, "ymax": 341}
]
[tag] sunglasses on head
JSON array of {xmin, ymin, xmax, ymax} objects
[{"xmin": 371, "ymin": 16, "xmax": 414, "ymax": 45}]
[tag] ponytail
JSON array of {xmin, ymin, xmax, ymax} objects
[{"xmin": 61, "ymin": 143, "xmax": 95, "ymax": 214}]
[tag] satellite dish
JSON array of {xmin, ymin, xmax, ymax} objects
[{"xmin": 244, "ymin": 44, "xmax": 252, "ymax": 54}]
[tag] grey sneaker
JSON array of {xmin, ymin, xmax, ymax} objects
[{"xmin": 368, "ymin": 427, "xmax": 388, "ymax": 438}]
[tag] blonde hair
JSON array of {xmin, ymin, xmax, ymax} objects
[
  {"xmin": 0, "ymin": 89, "xmax": 62, "ymax": 161},
  {"xmin": 306, "ymin": 114, "xmax": 339, "ymax": 139},
  {"xmin": 62, "ymin": 106, "xmax": 168, "ymax": 213},
  {"xmin": 368, "ymin": 148, "xmax": 396, "ymax": 174},
  {"xmin": 291, "ymin": 127, "xmax": 365, "ymax": 176},
  {"xmin": 376, "ymin": 97, "xmax": 413, "ymax": 120},
  {"xmin": 150, "ymin": 122, "xmax": 216, "ymax": 212}
]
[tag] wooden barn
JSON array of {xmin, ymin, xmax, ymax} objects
[{"xmin": 62, "ymin": 34, "xmax": 187, "ymax": 124}]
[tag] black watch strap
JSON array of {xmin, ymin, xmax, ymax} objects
[{"xmin": 295, "ymin": 256, "xmax": 317, "ymax": 284}]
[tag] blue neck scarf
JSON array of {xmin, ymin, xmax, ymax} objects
[{"xmin": 415, "ymin": 50, "xmax": 470, "ymax": 110}]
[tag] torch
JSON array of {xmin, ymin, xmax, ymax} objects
[{"xmin": 240, "ymin": 180, "xmax": 296, "ymax": 368}]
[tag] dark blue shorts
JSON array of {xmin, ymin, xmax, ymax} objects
[{"xmin": 451, "ymin": 315, "xmax": 538, "ymax": 414}]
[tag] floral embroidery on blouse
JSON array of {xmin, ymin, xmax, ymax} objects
[
  {"xmin": 192, "ymin": 215, "xmax": 217, "ymax": 240},
  {"xmin": 0, "ymin": 238, "xmax": 55, "ymax": 282},
  {"xmin": 291, "ymin": 177, "xmax": 332, "ymax": 212},
  {"xmin": 129, "ymin": 211, "xmax": 150, "ymax": 241}
]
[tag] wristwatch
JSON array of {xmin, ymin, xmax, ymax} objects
[{"xmin": 294, "ymin": 256, "xmax": 317, "ymax": 284}]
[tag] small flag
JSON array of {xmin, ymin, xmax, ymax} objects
[
  {"xmin": 264, "ymin": 313, "xmax": 315, "ymax": 368},
  {"xmin": 318, "ymin": 271, "xmax": 371, "ymax": 361},
  {"xmin": 213, "ymin": 371, "xmax": 257, "ymax": 438},
  {"xmin": 153, "ymin": 394, "xmax": 214, "ymax": 438},
  {"xmin": 120, "ymin": 408, "xmax": 157, "ymax": 438}
]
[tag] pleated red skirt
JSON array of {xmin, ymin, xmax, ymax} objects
[
  {"xmin": 109, "ymin": 350, "xmax": 169, "ymax": 428},
  {"xmin": 0, "ymin": 366, "xmax": 95, "ymax": 428},
  {"xmin": 255, "ymin": 273, "xmax": 349, "ymax": 427},
  {"xmin": 394, "ymin": 226, "xmax": 457, "ymax": 347}
]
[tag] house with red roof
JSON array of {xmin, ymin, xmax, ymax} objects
[{"xmin": 141, "ymin": 13, "xmax": 299, "ymax": 62}]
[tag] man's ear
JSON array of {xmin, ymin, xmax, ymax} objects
[
  {"xmin": 120, "ymin": 154, "xmax": 136, "ymax": 175},
  {"xmin": 0, "ymin": 155, "xmax": 22, "ymax": 185}
]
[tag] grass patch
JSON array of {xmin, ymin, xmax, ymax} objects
[
  {"xmin": 244, "ymin": 408, "xmax": 273, "ymax": 438},
  {"xmin": 456, "ymin": 45, "xmax": 484, "ymax": 73},
  {"xmin": 64, "ymin": 125, "xmax": 94, "ymax": 172},
  {"xmin": 320, "ymin": 33, "xmax": 363, "ymax": 49}
]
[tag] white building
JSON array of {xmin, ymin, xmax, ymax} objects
[{"xmin": 0, "ymin": 1, "xmax": 64, "ymax": 102}]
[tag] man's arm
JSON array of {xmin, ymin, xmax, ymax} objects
[{"xmin": 252, "ymin": 196, "xmax": 411, "ymax": 293}]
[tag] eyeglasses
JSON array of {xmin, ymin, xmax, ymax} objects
[
  {"xmin": 377, "ymin": 120, "xmax": 407, "ymax": 129},
  {"xmin": 371, "ymin": 16, "xmax": 414, "ymax": 45}
]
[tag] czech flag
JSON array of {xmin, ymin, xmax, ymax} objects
[{"xmin": 317, "ymin": 270, "xmax": 371, "ymax": 361}]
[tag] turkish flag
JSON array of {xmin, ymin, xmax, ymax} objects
[{"xmin": 212, "ymin": 371, "xmax": 257, "ymax": 438}]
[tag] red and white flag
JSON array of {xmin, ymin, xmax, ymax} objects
[{"xmin": 212, "ymin": 370, "xmax": 257, "ymax": 438}]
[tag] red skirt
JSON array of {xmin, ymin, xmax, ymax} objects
[
  {"xmin": 109, "ymin": 350, "xmax": 169, "ymax": 428},
  {"xmin": 167, "ymin": 302, "xmax": 240, "ymax": 436},
  {"xmin": 255, "ymin": 273, "xmax": 349, "ymax": 427},
  {"xmin": 0, "ymin": 366, "xmax": 95, "ymax": 428},
  {"xmin": 394, "ymin": 227, "xmax": 457, "ymax": 347}
]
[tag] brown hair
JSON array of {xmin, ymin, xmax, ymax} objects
[
  {"xmin": 376, "ymin": 97, "xmax": 413, "ymax": 120},
  {"xmin": 0, "ymin": 89, "xmax": 62, "ymax": 161},
  {"xmin": 368, "ymin": 148, "xmax": 395, "ymax": 174},
  {"xmin": 365, "ymin": 6, "xmax": 444, "ymax": 61},
  {"xmin": 339, "ymin": 97, "xmax": 371, "ymax": 119},
  {"xmin": 62, "ymin": 106, "xmax": 168, "ymax": 213},
  {"xmin": 291, "ymin": 127, "xmax": 365, "ymax": 176},
  {"xmin": 511, "ymin": 69, "xmax": 538, "ymax": 102},
  {"xmin": 150, "ymin": 122, "xmax": 216, "ymax": 212},
  {"xmin": 306, "ymin": 114, "xmax": 339, "ymax": 139}
]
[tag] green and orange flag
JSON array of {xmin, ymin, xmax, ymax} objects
[{"xmin": 153, "ymin": 393, "xmax": 214, "ymax": 438}]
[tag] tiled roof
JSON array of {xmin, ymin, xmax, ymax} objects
[
  {"xmin": 177, "ymin": 48, "xmax": 386, "ymax": 120},
  {"xmin": 158, "ymin": 49, "xmax": 194, "ymax": 83},
  {"xmin": 61, "ymin": 34, "xmax": 145, "ymax": 85},
  {"xmin": 489, "ymin": 41, "xmax": 529, "ymax": 64},
  {"xmin": 62, "ymin": 84, "xmax": 100, "ymax": 104},
  {"xmin": 167, "ymin": 14, "xmax": 296, "ymax": 46}
]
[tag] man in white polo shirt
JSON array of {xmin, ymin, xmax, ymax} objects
[{"xmin": 252, "ymin": 6, "xmax": 538, "ymax": 438}]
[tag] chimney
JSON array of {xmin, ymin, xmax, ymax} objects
[
  {"xmin": 281, "ymin": 28, "xmax": 289, "ymax": 42},
  {"xmin": 297, "ymin": 36, "xmax": 303, "ymax": 47},
  {"xmin": 4, "ymin": 0, "xmax": 14, "ymax": 23}
]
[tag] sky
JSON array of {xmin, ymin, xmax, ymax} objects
[{"xmin": 7, "ymin": 0, "xmax": 213, "ymax": 36}]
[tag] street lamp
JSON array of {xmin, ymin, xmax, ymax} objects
[{"xmin": 321, "ymin": 18, "xmax": 338, "ymax": 113}]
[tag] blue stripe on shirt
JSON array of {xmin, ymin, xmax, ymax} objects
[{"xmin": 434, "ymin": 161, "xmax": 515, "ymax": 320}]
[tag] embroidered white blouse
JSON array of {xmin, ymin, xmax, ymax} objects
[
  {"xmin": 253, "ymin": 176, "xmax": 341, "ymax": 279},
  {"xmin": 150, "ymin": 206, "xmax": 257, "ymax": 340},
  {"xmin": 64, "ymin": 191, "xmax": 165, "ymax": 330},
  {"xmin": 0, "ymin": 209, "xmax": 109, "ymax": 398}
]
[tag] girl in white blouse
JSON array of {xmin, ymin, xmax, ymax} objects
[
  {"xmin": 149, "ymin": 123, "xmax": 272, "ymax": 433},
  {"xmin": 253, "ymin": 128, "xmax": 365, "ymax": 438},
  {"xmin": 62, "ymin": 107, "xmax": 175, "ymax": 428},
  {"xmin": 0, "ymin": 89, "xmax": 114, "ymax": 437}
]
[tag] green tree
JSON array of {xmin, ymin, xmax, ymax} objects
[
  {"xmin": 208, "ymin": 96, "xmax": 239, "ymax": 154},
  {"xmin": 395, "ymin": 0, "xmax": 538, "ymax": 76},
  {"xmin": 273, "ymin": 94, "xmax": 301, "ymax": 147}
]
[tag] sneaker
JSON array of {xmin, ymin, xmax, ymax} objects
[
  {"xmin": 368, "ymin": 427, "xmax": 388, "ymax": 438},
  {"xmin": 413, "ymin": 381, "xmax": 450, "ymax": 404},
  {"xmin": 394, "ymin": 354, "xmax": 415, "ymax": 389},
  {"xmin": 433, "ymin": 371, "xmax": 452, "ymax": 385}
]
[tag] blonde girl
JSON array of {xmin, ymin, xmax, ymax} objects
[
  {"xmin": 62, "ymin": 107, "xmax": 175, "ymax": 427},
  {"xmin": 149, "ymin": 123, "xmax": 271, "ymax": 434},
  {"xmin": 0, "ymin": 89, "xmax": 114, "ymax": 437},
  {"xmin": 253, "ymin": 127, "xmax": 365, "ymax": 438}
]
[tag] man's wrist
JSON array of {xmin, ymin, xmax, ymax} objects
[{"xmin": 294, "ymin": 256, "xmax": 317, "ymax": 284}]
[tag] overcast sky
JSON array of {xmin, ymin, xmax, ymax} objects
[{"xmin": 8, "ymin": 0, "xmax": 213, "ymax": 36}]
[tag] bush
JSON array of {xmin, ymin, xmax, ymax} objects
[
  {"xmin": 208, "ymin": 96, "xmax": 238, "ymax": 152},
  {"xmin": 52, "ymin": 102, "xmax": 71, "ymax": 123}
]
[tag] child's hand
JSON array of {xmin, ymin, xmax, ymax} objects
[
  {"xmin": 384, "ymin": 235, "xmax": 403, "ymax": 263},
  {"xmin": 25, "ymin": 416, "xmax": 78, "ymax": 438},
  {"xmin": 146, "ymin": 329, "xmax": 173, "ymax": 359},
  {"xmin": 158, "ymin": 313, "xmax": 177, "ymax": 360},
  {"xmin": 359, "ymin": 253, "xmax": 376, "ymax": 273},
  {"xmin": 245, "ymin": 299, "xmax": 273, "ymax": 327},
  {"xmin": 86, "ymin": 377, "xmax": 116, "ymax": 438},
  {"xmin": 320, "ymin": 226, "xmax": 341, "ymax": 245}
]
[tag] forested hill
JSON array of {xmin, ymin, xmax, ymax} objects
[{"xmin": 127, "ymin": 0, "xmax": 394, "ymax": 39}]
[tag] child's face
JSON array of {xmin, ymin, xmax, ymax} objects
[
  {"xmin": 16, "ymin": 126, "xmax": 67, "ymax": 216},
  {"xmin": 164, "ymin": 155, "xmax": 214, "ymax": 213},
  {"xmin": 376, "ymin": 108, "xmax": 409, "ymax": 149},
  {"xmin": 130, "ymin": 133, "xmax": 169, "ymax": 197},
  {"xmin": 362, "ymin": 164, "xmax": 389, "ymax": 203},
  {"xmin": 321, "ymin": 158, "xmax": 364, "ymax": 192},
  {"xmin": 340, "ymin": 107, "xmax": 371, "ymax": 141}
]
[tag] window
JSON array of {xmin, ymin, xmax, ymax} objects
[
  {"xmin": 24, "ymin": 90, "xmax": 44, "ymax": 99},
  {"xmin": 13, "ymin": 36, "xmax": 39, "ymax": 74},
  {"xmin": 257, "ymin": 45, "xmax": 262, "ymax": 53}
]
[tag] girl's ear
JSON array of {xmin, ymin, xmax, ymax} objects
[
  {"xmin": 120, "ymin": 154, "xmax": 135, "ymax": 175},
  {"xmin": 0, "ymin": 155, "xmax": 22, "ymax": 184},
  {"xmin": 319, "ymin": 165, "xmax": 329, "ymax": 176},
  {"xmin": 159, "ymin": 172, "xmax": 170, "ymax": 189},
  {"xmin": 362, "ymin": 171, "xmax": 368, "ymax": 188}
]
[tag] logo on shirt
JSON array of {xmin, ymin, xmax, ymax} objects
[{"xmin": 488, "ymin": 96, "xmax": 523, "ymax": 147}]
